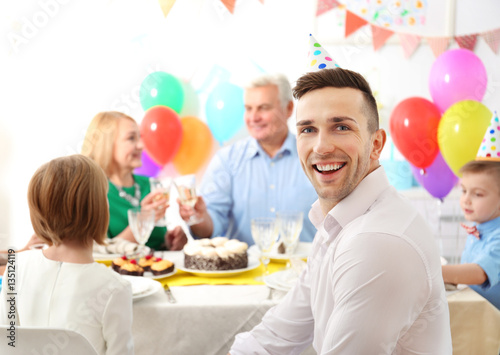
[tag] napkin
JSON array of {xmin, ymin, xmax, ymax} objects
[{"xmin": 93, "ymin": 238, "xmax": 151, "ymax": 258}]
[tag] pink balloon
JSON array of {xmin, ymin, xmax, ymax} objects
[
  {"xmin": 429, "ymin": 49, "xmax": 487, "ymax": 113},
  {"xmin": 411, "ymin": 152, "xmax": 458, "ymax": 200}
]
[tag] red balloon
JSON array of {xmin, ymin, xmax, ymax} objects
[
  {"xmin": 389, "ymin": 97, "xmax": 442, "ymax": 168},
  {"xmin": 140, "ymin": 106, "xmax": 183, "ymax": 166}
]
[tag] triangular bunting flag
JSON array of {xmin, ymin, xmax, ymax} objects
[
  {"xmin": 258, "ymin": 0, "xmax": 264, "ymax": 3},
  {"xmin": 316, "ymin": 0, "xmax": 340, "ymax": 17},
  {"xmin": 455, "ymin": 34, "xmax": 478, "ymax": 51},
  {"xmin": 345, "ymin": 10, "xmax": 368, "ymax": 38},
  {"xmin": 426, "ymin": 37, "xmax": 451, "ymax": 58},
  {"xmin": 371, "ymin": 24, "xmax": 394, "ymax": 51},
  {"xmin": 220, "ymin": 0, "xmax": 235, "ymax": 14},
  {"xmin": 157, "ymin": 0, "xmax": 176, "ymax": 18},
  {"xmin": 398, "ymin": 33, "xmax": 421, "ymax": 58},
  {"xmin": 482, "ymin": 28, "xmax": 500, "ymax": 54}
]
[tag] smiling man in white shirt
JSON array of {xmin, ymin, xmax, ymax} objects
[{"xmin": 229, "ymin": 68, "xmax": 452, "ymax": 354}]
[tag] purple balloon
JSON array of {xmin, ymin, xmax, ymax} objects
[
  {"xmin": 411, "ymin": 152, "xmax": 458, "ymax": 200},
  {"xmin": 429, "ymin": 49, "xmax": 487, "ymax": 113},
  {"xmin": 134, "ymin": 151, "xmax": 161, "ymax": 177}
]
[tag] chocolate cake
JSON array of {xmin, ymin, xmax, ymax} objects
[{"xmin": 183, "ymin": 237, "xmax": 248, "ymax": 271}]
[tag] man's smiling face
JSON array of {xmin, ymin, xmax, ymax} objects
[{"xmin": 296, "ymin": 86, "xmax": 384, "ymax": 213}]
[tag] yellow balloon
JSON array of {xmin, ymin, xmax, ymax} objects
[{"xmin": 438, "ymin": 100, "xmax": 491, "ymax": 176}]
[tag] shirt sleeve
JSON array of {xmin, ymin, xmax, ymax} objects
[
  {"xmin": 230, "ymin": 265, "xmax": 315, "ymax": 354},
  {"xmin": 102, "ymin": 279, "xmax": 134, "ymax": 355},
  {"xmin": 471, "ymin": 238, "xmax": 500, "ymax": 289},
  {"xmin": 320, "ymin": 232, "xmax": 430, "ymax": 354},
  {"xmin": 198, "ymin": 152, "xmax": 233, "ymax": 238}
]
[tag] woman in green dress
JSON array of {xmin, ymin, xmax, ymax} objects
[{"xmin": 82, "ymin": 111, "xmax": 187, "ymax": 250}]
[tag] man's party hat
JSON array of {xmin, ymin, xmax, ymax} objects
[
  {"xmin": 477, "ymin": 111, "xmax": 500, "ymax": 161},
  {"xmin": 308, "ymin": 34, "xmax": 340, "ymax": 72}
]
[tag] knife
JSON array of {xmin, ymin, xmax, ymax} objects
[{"xmin": 164, "ymin": 283, "xmax": 177, "ymax": 303}]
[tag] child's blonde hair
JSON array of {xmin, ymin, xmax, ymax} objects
[
  {"xmin": 460, "ymin": 160, "xmax": 500, "ymax": 193},
  {"xmin": 28, "ymin": 154, "xmax": 109, "ymax": 247}
]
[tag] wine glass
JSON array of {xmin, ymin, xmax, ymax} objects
[
  {"xmin": 175, "ymin": 174, "xmax": 203, "ymax": 226},
  {"xmin": 127, "ymin": 208, "xmax": 155, "ymax": 256},
  {"xmin": 276, "ymin": 211, "xmax": 304, "ymax": 269},
  {"xmin": 149, "ymin": 177, "xmax": 173, "ymax": 227},
  {"xmin": 251, "ymin": 217, "xmax": 279, "ymax": 279}
]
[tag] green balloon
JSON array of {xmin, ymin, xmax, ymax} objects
[{"xmin": 140, "ymin": 72, "xmax": 184, "ymax": 113}]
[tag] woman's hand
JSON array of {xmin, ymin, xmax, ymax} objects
[
  {"xmin": 141, "ymin": 191, "xmax": 169, "ymax": 223},
  {"xmin": 165, "ymin": 226, "xmax": 188, "ymax": 251}
]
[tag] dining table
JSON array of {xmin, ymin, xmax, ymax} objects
[{"xmin": 101, "ymin": 250, "xmax": 500, "ymax": 355}]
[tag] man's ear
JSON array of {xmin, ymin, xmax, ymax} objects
[
  {"xmin": 286, "ymin": 100, "xmax": 294, "ymax": 118},
  {"xmin": 370, "ymin": 129, "xmax": 387, "ymax": 160}
]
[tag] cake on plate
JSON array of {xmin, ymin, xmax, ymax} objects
[
  {"xmin": 150, "ymin": 258, "xmax": 175, "ymax": 275},
  {"xmin": 118, "ymin": 259, "xmax": 144, "ymax": 276},
  {"xmin": 183, "ymin": 237, "xmax": 248, "ymax": 271},
  {"xmin": 112, "ymin": 255, "xmax": 129, "ymax": 272}
]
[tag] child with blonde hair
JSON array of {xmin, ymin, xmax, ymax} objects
[{"xmin": 442, "ymin": 114, "xmax": 500, "ymax": 309}]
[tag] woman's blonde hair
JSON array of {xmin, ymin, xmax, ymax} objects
[
  {"xmin": 28, "ymin": 154, "xmax": 109, "ymax": 247},
  {"xmin": 81, "ymin": 111, "xmax": 136, "ymax": 176}
]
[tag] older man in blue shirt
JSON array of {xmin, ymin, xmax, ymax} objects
[{"xmin": 179, "ymin": 73, "xmax": 317, "ymax": 246}]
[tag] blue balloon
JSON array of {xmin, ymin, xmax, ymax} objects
[{"xmin": 205, "ymin": 82, "xmax": 245, "ymax": 143}]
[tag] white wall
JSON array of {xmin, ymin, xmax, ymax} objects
[{"xmin": 1, "ymin": 0, "xmax": 499, "ymax": 248}]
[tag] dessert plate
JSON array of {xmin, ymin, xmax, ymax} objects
[
  {"xmin": 177, "ymin": 257, "xmax": 260, "ymax": 278},
  {"xmin": 121, "ymin": 275, "xmax": 162, "ymax": 300},
  {"xmin": 144, "ymin": 268, "xmax": 176, "ymax": 280},
  {"xmin": 268, "ymin": 242, "xmax": 312, "ymax": 262}
]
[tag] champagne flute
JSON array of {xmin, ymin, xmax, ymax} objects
[
  {"xmin": 175, "ymin": 174, "xmax": 203, "ymax": 226},
  {"xmin": 276, "ymin": 211, "xmax": 304, "ymax": 269},
  {"xmin": 149, "ymin": 177, "xmax": 173, "ymax": 227},
  {"xmin": 127, "ymin": 208, "xmax": 155, "ymax": 257},
  {"xmin": 251, "ymin": 217, "xmax": 279, "ymax": 280}
]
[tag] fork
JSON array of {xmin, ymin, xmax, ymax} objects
[{"xmin": 163, "ymin": 283, "xmax": 177, "ymax": 303}]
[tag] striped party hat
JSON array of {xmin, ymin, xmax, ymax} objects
[
  {"xmin": 308, "ymin": 34, "xmax": 340, "ymax": 71},
  {"xmin": 477, "ymin": 111, "xmax": 500, "ymax": 161}
]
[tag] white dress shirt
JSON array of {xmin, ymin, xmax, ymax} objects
[
  {"xmin": 231, "ymin": 167, "xmax": 452, "ymax": 354},
  {"xmin": 0, "ymin": 250, "xmax": 134, "ymax": 355}
]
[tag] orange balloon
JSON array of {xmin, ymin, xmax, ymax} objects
[{"xmin": 173, "ymin": 116, "xmax": 214, "ymax": 174}]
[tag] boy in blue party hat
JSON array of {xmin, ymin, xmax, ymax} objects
[{"xmin": 442, "ymin": 111, "xmax": 500, "ymax": 309}]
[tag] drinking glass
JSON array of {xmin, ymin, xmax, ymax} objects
[
  {"xmin": 149, "ymin": 177, "xmax": 173, "ymax": 227},
  {"xmin": 175, "ymin": 174, "xmax": 203, "ymax": 226},
  {"xmin": 251, "ymin": 217, "xmax": 279, "ymax": 279},
  {"xmin": 127, "ymin": 208, "xmax": 155, "ymax": 256},
  {"xmin": 276, "ymin": 211, "xmax": 304, "ymax": 269}
]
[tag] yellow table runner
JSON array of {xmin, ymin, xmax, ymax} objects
[
  {"xmin": 96, "ymin": 257, "xmax": 293, "ymax": 287},
  {"xmin": 157, "ymin": 261, "xmax": 287, "ymax": 287}
]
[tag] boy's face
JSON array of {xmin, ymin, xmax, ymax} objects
[{"xmin": 460, "ymin": 172, "xmax": 500, "ymax": 224}]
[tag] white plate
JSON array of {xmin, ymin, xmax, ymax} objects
[
  {"xmin": 268, "ymin": 242, "xmax": 312, "ymax": 262},
  {"xmin": 177, "ymin": 257, "xmax": 260, "ymax": 277},
  {"xmin": 264, "ymin": 270, "xmax": 298, "ymax": 292},
  {"xmin": 143, "ymin": 268, "xmax": 176, "ymax": 280},
  {"xmin": 121, "ymin": 275, "xmax": 163, "ymax": 300}
]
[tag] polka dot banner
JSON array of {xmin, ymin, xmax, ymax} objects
[
  {"xmin": 308, "ymin": 34, "xmax": 340, "ymax": 72},
  {"xmin": 477, "ymin": 111, "xmax": 500, "ymax": 161}
]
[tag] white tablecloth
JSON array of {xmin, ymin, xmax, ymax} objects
[
  {"xmin": 132, "ymin": 284, "xmax": 315, "ymax": 355},
  {"xmin": 130, "ymin": 252, "xmax": 500, "ymax": 355}
]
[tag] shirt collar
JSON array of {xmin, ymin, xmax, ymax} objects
[
  {"xmin": 245, "ymin": 131, "xmax": 294, "ymax": 160},
  {"xmin": 477, "ymin": 216, "xmax": 500, "ymax": 234},
  {"xmin": 309, "ymin": 166, "xmax": 391, "ymax": 229}
]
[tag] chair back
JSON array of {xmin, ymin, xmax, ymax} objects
[{"xmin": 0, "ymin": 325, "xmax": 98, "ymax": 355}]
